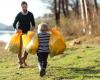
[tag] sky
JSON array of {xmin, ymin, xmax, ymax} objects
[
  {"xmin": 0, "ymin": 0, "xmax": 50, "ymax": 25},
  {"xmin": 0, "ymin": 0, "xmax": 100, "ymax": 26}
]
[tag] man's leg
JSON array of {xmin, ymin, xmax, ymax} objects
[
  {"xmin": 18, "ymin": 35, "xmax": 23, "ymax": 68},
  {"xmin": 22, "ymin": 51, "xmax": 28, "ymax": 66}
]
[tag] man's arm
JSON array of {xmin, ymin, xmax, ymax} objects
[
  {"xmin": 30, "ymin": 13, "xmax": 35, "ymax": 28},
  {"xmin": 13, "ymin": 14, "xmax": 19, "ymax": 29}
]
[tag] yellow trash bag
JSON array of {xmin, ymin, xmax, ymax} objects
[
  {"xmin": 49, "ymin": 28, "xmax": 66, "ymax": 56},
  {"xmin": 26, "ymin": 28, "xmax": 66, "ymax": 56},
  {"xmin": 22, "ymin": 31, "xmax": 35, "ymax": 48},
  {"xmin": 26, "ymin": 35, "xmax": 39, "ymax": 55},
  {"xmin": 5, "ymin": 31, "xmax": 22, "ymax": 54}
]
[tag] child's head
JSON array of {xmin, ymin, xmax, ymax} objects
[{"xmin": 38, "ymin": 23, "xmax": 50, "ymax": 33}]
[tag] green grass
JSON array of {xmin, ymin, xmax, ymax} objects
[{"xmin": 0, "ymin": 44, "xmax": 100, "ymax": 80}]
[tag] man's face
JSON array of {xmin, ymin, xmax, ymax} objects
[{"xmin": 21, "ymin": 4, "xmax": 28, "ymax": 13}]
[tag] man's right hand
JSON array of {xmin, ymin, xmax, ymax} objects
[
  {"xmin": 16, "ymin": 29, "xmax": 22, "ymax": 33},
  {"xmin": 30, "ymin": 27, "xmax": 34, "ymax": 31}
]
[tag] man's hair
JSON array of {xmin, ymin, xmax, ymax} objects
[{"xmin": 21, "ymin": 1, "xmax": 27, "ymax": 6}]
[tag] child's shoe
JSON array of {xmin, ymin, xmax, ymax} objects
[{"xmin": 40, "ymin": 68, "xmax": 46, "ymax": 77}]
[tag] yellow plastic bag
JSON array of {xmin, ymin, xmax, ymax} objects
[
  {"xmin": 26, "ymin": 28, "xmax": 66, "ymax": 56},
  {"xmin": 5, "ymin": 31, "xmax": 22, "ymax": 54},
  {"xmin": 49, "ymin": 28, "xmax": 66, "ymax": 56},
  {"xmin": 26, "ymin": 35, "xmax": 39, "ymax": 55},
  {"xmin": 22, "ymin": 31, "xmax": 35, "ymax": 48}
]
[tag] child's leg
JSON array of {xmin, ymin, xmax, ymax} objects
[
  {"xmin": 42, "ymin": 52, "xmax": 49, "ymax": 69},
  {"xmin": 37, "ymin": 53, "xmax": 45, "ymax": 77},
  {"xmin": 22, "ymin": 51, "xmax": 28, "ymax": 66},
  {"xmin": 18, "ymin": 35, "xmax": 23, "ymax": 68},
  {"xmin": 37, "ymin": 52, "xmax": 43, "ymax": 71},
  {"xmin": 37, "ymin": 52, "xmax": 49, "ymax": 77}
]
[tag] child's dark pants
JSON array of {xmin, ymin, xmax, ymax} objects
[{"xmin": 37, "ymin": 52, "xmax": 49, "ymax": 70}]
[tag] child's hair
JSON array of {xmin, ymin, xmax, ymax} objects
[{"xmin": 38, "ymin": 23, "xmax": 50, "ymax": 33}]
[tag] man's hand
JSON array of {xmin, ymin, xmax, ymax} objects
[
  {"xmin": 30, "ymin": 27, "xmax": 34, "ymax": 31},
  {"xmin": 17, "ymin": 29, "xmax": 22, "ymax": 33}
]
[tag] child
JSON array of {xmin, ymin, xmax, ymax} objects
[{"xmin": 37, "ymin": 23, "xmax": 50, "ymax": 77}]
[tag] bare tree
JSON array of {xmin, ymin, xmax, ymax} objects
[
  {"xmin": 62, "ymin": 0, "xmax": 67, "ymax": 17},
  {"xmin": 75, "ymin": 0, "xmax": 79, "ymax": 16},
  {"xmin": 54, "ymin": 0, "xmax": 61, "ymax": 26},
  {"xmin": 41, "ymin": 0, "xmax": 99, "ymax": 30},
  {"xmin": 94, "ymin": 0, "xmax": 98, "ymax": 13},
  {"xmin": 65, "ymin": 0, "xmax": 69, "ymax": 16},
  {"xmin": 80, "ymin": 0, "xmax": 86, "ymax": 33}
]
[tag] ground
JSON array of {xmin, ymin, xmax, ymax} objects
[{"xmin": 0, "ymin": 44, "xmax": 100, "ymax": 80}]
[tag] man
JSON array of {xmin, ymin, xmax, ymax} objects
[{"xmin": 13, "ymin": 1, "xmax": 35, "ymax": 68}]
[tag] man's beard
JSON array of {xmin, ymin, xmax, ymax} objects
[{"xmin": 23, "ymin": 10, "xmax": 28, "ymax": 13}]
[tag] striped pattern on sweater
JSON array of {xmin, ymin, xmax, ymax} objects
[{"xmin": 37, "ymin": 32, "xmax": 50, "ymax": 53}]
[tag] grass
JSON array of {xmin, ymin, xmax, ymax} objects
[{"xmin": 0, "ymin": 44, "xmax": 100, "ymax": 80}]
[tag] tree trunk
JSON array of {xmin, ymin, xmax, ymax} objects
[
  {"xmin": 84, "ymin": 0, "xmax": 92, "ymax": 35},
  {"xmin": 80, "ymin": 0, "xmax": 86, "ymax": 33},
  {"xmin": 57, "ymin": 0, "xmax": 61, "ymax": 26},
  {"xmin": 54, "ymin": 0, "xmax": 60, "ymax": 26},
  {"xmin": 62, "ymin": 0, "xmax": 67, "ymax": 17},
  {"xmin": 94, "ymin": 0, "xmax": 98, "ymax": 13},
  {"xmin": 84, "ymin": 0, "xmax": 89, "ymax": 23},
  {"xmin": 65, "ymin": 0, "xmax": 69, "ymax": 16},
  {"xmin": 75, "ymin": 0, "xmax": 79, "ymax": 17}
]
